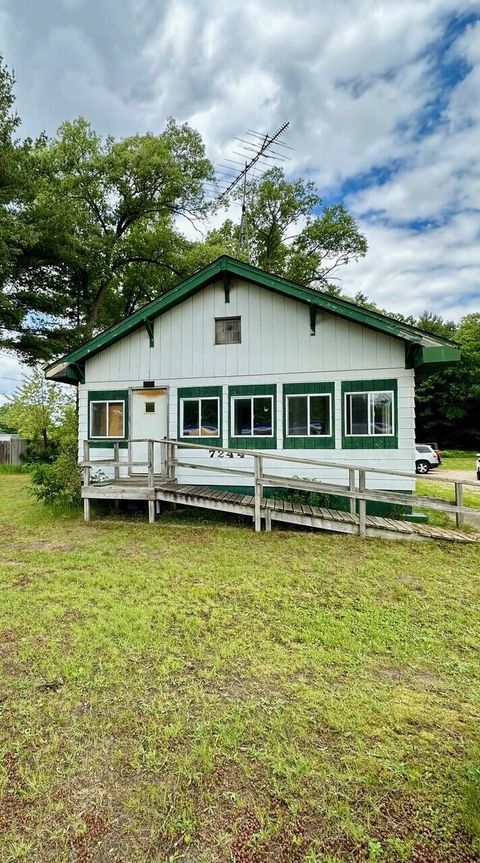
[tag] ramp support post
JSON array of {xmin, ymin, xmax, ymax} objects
[
  {"xmin": 358, "ymin": 469, "xmax": 366, "ymax": 537},
  {"xmin": 254, "ymin": 454, "xmax": 263, "ymax": 533}
]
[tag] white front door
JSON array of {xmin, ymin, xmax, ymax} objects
[{"xmin": 130, "ymin": 388, "xmax": 168, "ymax": 474}]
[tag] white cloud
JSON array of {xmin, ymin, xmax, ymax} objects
[
  {"xmin": 0, "ymin": 353, "xmax": 24, "ymax": 403},
  {"xmin": 0, "ymin": 0, "xmax": 479, "ymax": 398}
]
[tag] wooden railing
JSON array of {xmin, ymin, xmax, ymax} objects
[{"xmin": 81, "ymin": 438, "xmax": 480, "ymax": 533}]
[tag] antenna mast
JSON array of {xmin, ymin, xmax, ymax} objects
[{"xmin": 209, "ymin": 122, "xmax": 292, "ymax": 261}]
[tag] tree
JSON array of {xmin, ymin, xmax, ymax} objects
[
  {"xmin": 4, "ymin": 368, "xmax": 74, "ymax": 449},
  {"xmin": 205, "ymin": 167, "xmax": 367, "ymax": 288},
  {"xmin": 0, "ymin": 403, "xmax": 18, "ymax": 433},
  {"xmin": 0, "ymin": 56, "xmax": 36, "ymax": 338},
  {"xmin": 416, "ymin": 311, "xmax": 456, "ymax": 341},
  {"xmin": 415, "ymin": 313, "xmax": 480, "ymax": 448},
  {"xmin": 3, "ymin": 117, "xmax": 214, "ymax": 364}
]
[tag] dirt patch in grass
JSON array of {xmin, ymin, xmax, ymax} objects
[
  {"xmin": 366, "ymin": 792, "xmax": 480, "ymax": 863},
  {"xmin": 375, "ymin": 663, "xmax": 444, "ymax": 689},
  {"xmin": 0, "ymin": 753, "xmax": 31, "ymax": 832},
  {"xmin": 398, "ymin": 572, "xmax": 426, "ymax": 592},
  {"xmin": 20, "ymin": 540, "xmax": 78, "ymax": 553},
  {"xmin": 70, "ymin": 810, "xmax": 111, "ymax": 863}
]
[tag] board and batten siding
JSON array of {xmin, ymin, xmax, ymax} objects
[
  {"xmin": 79, "ymin": 277, "xmax": 415, "ymax": 492},
  {"xmin": 85, "ymin": 279, "xmax": 406, "ymax": 382}
]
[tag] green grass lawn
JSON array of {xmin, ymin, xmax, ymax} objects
[
  {"xmin": 416, "ymin": 479, "xmax": 480, "ymax": 510},
  {"xmin": 440, "ymin": 450, "xmax": 478, "ymax": 471},
  {"xmin": 1, "ymin": 475, "xmax": 479, "ymax": 863}
]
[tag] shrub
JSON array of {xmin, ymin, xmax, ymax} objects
[
  {"xmin": 30, "ymin": 443, "xmax": 82, "ymax": 506},
  {"xmin": 29, "ymin": 405, "xmax": 81, "ymax": 506}
]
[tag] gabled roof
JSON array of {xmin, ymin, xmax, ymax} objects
[{"xmin": 45, "ymin": 255, "xmax": 460, "ymax": 383}]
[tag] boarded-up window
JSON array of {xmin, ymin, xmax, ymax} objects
[
  {"xmin": 90, "ymin": 401, "xmax": 125, "ymax": 437},
  {"xmin": 215, "ymin": 317, "xmax": 241, "ymax": 345}
]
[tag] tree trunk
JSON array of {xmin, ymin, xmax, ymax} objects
[{"xmin": 86, "ymin": 278, "xmax": 110, "ymax": 336}]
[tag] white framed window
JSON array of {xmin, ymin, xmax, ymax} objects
[
  {"xmin": 90, "ymin": 400, "xmax": 125, "ymax": 438},
  {"xmin": 345, "ymin": 390, "xmax": 394, "ymax": 437},
  {"xmin": 215, "ymin": 316, "xmax": 241, "ymax": 345},
  {"xmin": 286, "ymin": 393, "xmax": 332, "ymax": 437},
  {"xmin": 232, "ymin": 395, "xmax": 274, "ymax": 437},
  {"xmin": 180, "ymin": 397, "xmax": 220, "ymax": 437}
]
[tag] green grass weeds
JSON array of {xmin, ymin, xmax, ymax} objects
[{"xmin": 0, "ymin": 475, "xmax": 479, "ymax": 862}]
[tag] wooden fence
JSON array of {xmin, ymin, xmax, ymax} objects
[{"xmin": 0, "ymin": 438, "xmax": 27, "ymax": 465}]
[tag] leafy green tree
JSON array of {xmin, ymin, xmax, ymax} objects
[
  {"xmin": 416, "ymin": 311, "xmax": 456, "ymax": 340},
  {"xmin": 206, "ymin": 167, "xmax": 367, "ymax": 288},
  {"xmin": 0, "ymin": 403, "xmax": 18, "ymax": 433},
  {"xmin": 0, "ymin": 56, "xmax": 36, "ymax": 337},
  {"xmin": 5, "ymin": 117, "xmax": 214, "ymax": 363},
  {"xmin": 5, "ymin": 368, "xmax": 74, "ymax": 449},
  {"xmin": 415, "ymin": 313, "xmax": 480, "ymax": 448}
]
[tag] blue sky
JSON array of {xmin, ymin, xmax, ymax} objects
[{"xmin": 0, "ymin": 0, "xmax": 479, "ymax": 400}]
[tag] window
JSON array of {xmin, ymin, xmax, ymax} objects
[
  {"xmin": 286, "ymin": 394, "xmax": 331, "ymax": 437},
  {"xmin": 345, "ymin": 390, "xmax": 394, "ymax": 437},
  {"xmin": 232, "ymin": 396, "xmax": 273, "ymax": 437},
  {"xmin": 215, "ymin": 316, "xmax": 241, "ymax": 345},
  {"xmin": 90, "ymin": 400, "xmax": 125, "ymax": 438},
  {"xmin": 180, "ymin": 397, "xmax": 219, "ymax": 437},
  {"xmin": 145, "ymin": 402, "xmax": 155, "ymax": 414}
]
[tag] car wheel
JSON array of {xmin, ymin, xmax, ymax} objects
[
  {"xmin": 416, "ymin": 460, "xmax": 430, "ymax": 474},
  {"xmin": 477, "ymin": 471, "xmax": 480, "ymax": 481}
]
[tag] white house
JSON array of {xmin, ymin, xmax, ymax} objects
[{"xmin": 45, "ymin": 256, "xmax": 459, "ymax": 511}]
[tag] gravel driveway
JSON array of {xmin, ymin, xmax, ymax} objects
[{"xmin": 434, "ymin": 469, "xmax": 479, "ymax": 485}]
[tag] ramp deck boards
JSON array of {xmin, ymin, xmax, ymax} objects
[{"xmin": 82, "ymin": 479, "xmax": 477, "ymax": 543}]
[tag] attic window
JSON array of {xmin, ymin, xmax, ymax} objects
[{"xmin": 215, "ymin": 316, "xmax": 241, "ymax": 345}]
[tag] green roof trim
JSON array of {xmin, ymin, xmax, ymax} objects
[
  {"xmin": 410, "ymin": 344, "xmax": 461, "ymax": 372},
  {"xmin": 45, "ymin": 255, "xmax": 460, "ymax": 383}
]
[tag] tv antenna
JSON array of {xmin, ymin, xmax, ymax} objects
[{"xmin": 205, "ymin": 121, "xmax": 292, "ymax": 261}]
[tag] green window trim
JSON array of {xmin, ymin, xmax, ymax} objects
[
  {"xmin": 229, "ymin": 384, "xmax": 277, "ymax": 449},
  {"xmin": 177, "ymin": 386, "xmax": 223, "ymax": 447},
  {"xmin": 341, "ymin": 379, "xmax": 398, "ymax": 449},
  {"xmin": 87, "ymin": 390, "xmax": 129, "ymax": 448},
  {"xmin": 283, "ymin": 382, "xmax": 335, "ymax": 449}
]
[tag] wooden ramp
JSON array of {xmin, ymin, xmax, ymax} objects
[{"xmin": 82, "ymin": 480, "xmax": 477, "ymax": 543}]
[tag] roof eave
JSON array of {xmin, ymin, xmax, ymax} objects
[
  {"xmin": 409, "ymin": 344, "xmax": 461, "ymax": 373},
  {"xmin": 43, "ymin": 256, "xmax": 461, "ymax": 378}
]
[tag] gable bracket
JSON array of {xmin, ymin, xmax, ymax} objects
[
  {"xmin": 223, "ymin": 271, "xmax": 231, "ymax": 303},
  {"xmin": 309, "ymin": 303, "xmax": 319, "ymax": 336},
  {"xmin": 144, "ymin": 319, "xmax": 154, "ymax": 348},
  {"xmin": 72, "ymin": 362, "xmax": 85, "ymax": 384}
]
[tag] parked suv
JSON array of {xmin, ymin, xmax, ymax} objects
[
  {"xmin": 426, "ymin": 442, "xmax": 443, "ymax": 463},
  {"xmin": 476, "ymin": 453, "xmax": 480, "ymax": 481},
  {"xmin": 415, "ymin": 444, "xmax": 440, "ymax": 474}
]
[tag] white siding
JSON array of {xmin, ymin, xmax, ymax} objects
[
  {"xmin": 80, "ymin": 277, "xmax": 416, "ymax": 493},
  {"xmin": 79, "ymin": 371, "xmax": 415, "ymax": 493},
  {"xmin": 86, "ymin": 279, "xmax": 406, "ymax": 383}
]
